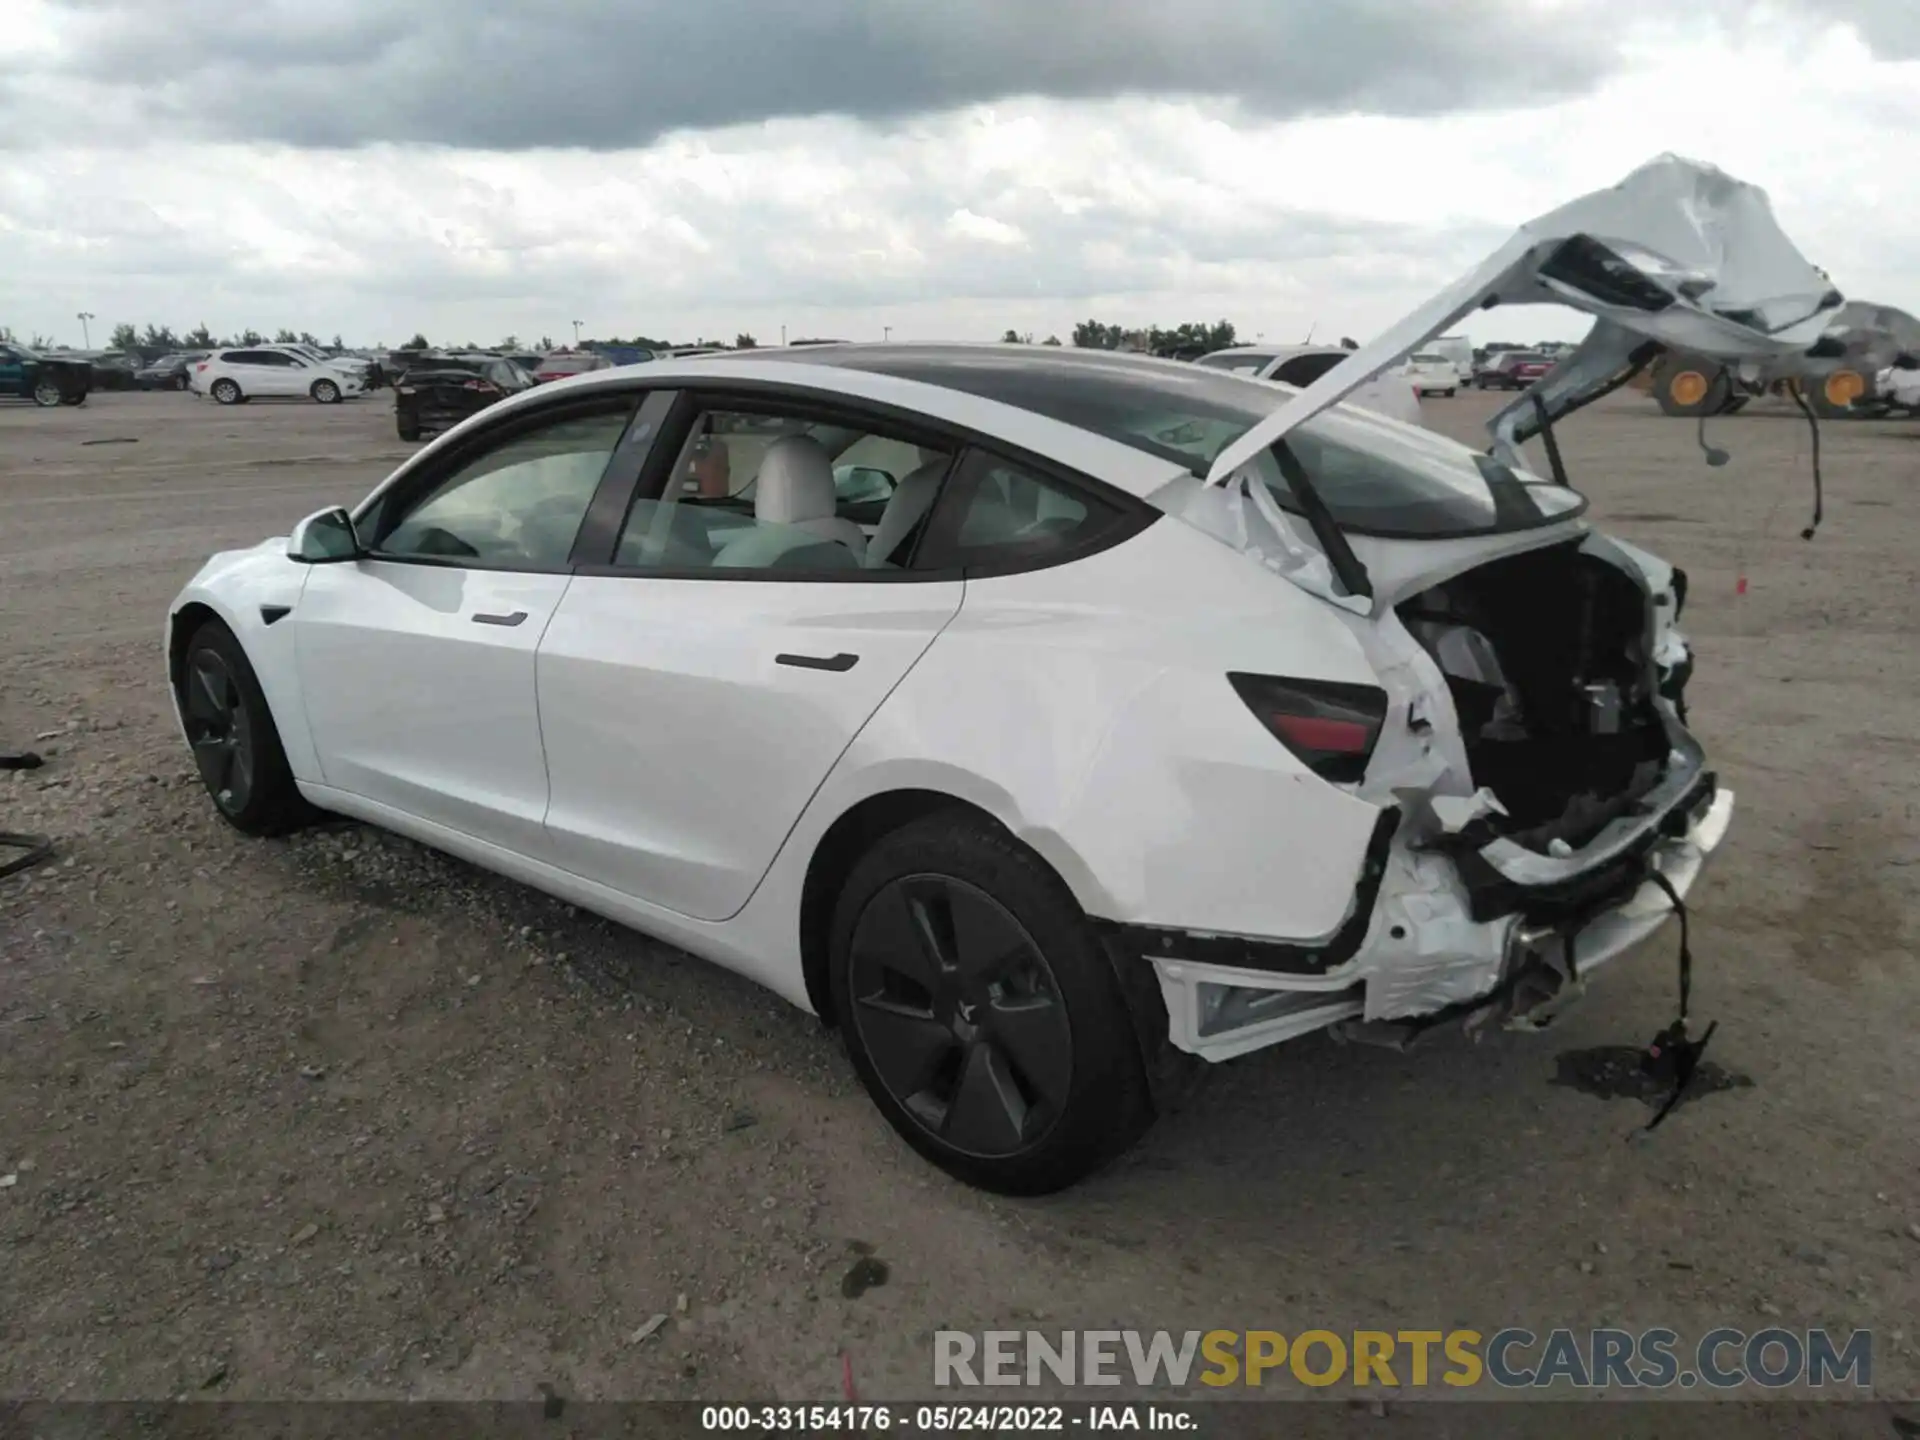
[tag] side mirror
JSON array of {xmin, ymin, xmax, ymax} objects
[{"xmin": 288, "ymin": 506, "xmax": 363, "ymax": 563}]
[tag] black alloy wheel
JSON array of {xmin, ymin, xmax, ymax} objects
[
  {"xmin": 183, "ymin": 647, "xmax": 256, "ymax": 817},
  {"xmin": 846, "ymin": 873, "xmax": 1075, "ymax": 1157},
  {"xmin": 176, "ymin": 619, "xmax": 314, "ymax": 835}
]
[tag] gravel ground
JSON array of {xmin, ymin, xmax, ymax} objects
[{"xmin": 1, "ymin": 388, "xmax": 1917, "ymax": 1404}]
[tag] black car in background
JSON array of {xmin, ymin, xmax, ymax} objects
[
  {"xmin": 394, "ymin": 354, "xmax": 534, "ymax": 440},
  {"xmin": 135, "ymin": 352, "xmax": 210, "ymax": 390},
  {"xmin": 86, "ymin": 351, "xmax": 143, "ymax": 390},
  {"xmin": 0, "ymin": 342, "xmax": 92, "ymax": 405}
]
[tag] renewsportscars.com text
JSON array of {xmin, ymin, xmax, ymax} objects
[{"xmin": 933, "ymin": 1327, "xmax": 1872, "ymax": 1391}]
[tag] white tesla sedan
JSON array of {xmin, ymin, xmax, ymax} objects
[{"xmin": 167, "ymin": 155, "xmax": 1837, "ymax": 1192}]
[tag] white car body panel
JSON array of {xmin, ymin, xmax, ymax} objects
[
  {"xmin": 805, "ymin": 520, "xmax": 1386, "ymax": 940},
  {"xmin": 293, "ymin": 561, "xmax": 572, "ymax": 858},
  {"xmin": 536, "ymin": 574, "xmax": 966, "ymax": 921}
]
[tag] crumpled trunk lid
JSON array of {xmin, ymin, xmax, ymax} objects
[{"xmin": 1203, "ymin": 152, "xmax": 1845, "ymax": 498}]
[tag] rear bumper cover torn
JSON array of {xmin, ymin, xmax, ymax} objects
[{"xmin": 1136, "ymin": 783, "xmax": 1733, "ymax": 1063}]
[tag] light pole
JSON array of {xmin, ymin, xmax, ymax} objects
[
  {"xmin": 780, "ymin": 324, "xmax": 787, "ymax": 346},
  {"xmin": 77, "ymin": 312, "xmax": 95, "ymax": 348},
  {"xmin": 883, "ymin": 326, "xmax": 892, "ymax": 342},
  {"xmin": 572, "ymin": 320, "xmax": 583, "ymax": 346}
]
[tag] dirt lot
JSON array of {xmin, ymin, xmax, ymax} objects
[{"xmin": 1, "ymin": 388, "xmax": 1917, "ymax": 1405}]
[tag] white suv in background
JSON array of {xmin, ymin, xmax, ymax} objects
[
  {"xmin": 1401, "ymin": 352, "xmax": 1461, "ymax": 396},
  {"xmin": 191, "ymin": 347, "xmax": 366, "ymax": 405},
  {"xmin": 267, "ymin": 343, "xmax": 374, "ymax": 388}
]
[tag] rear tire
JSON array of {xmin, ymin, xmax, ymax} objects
[
  {"xmin": 828, "ymin": 812, "xmax": 1155, "ymax": 1194},
  {"xmin": 31, "ymin": 379, "xmax": 62, "ymax": 407},
  {"xmin": 177, "ymin": 619, "xmax": 316, "ymax": 837},
  {"xmin": 396, "ymin": 413, "xmax": 422, "ymax": 442},
  {"xmin": 174, "ymin": 373, "xmax": 191, "ymax": 391},
  {"xmin": 211, "ymin": 378, "xmax": 242, "ymax": 405}
]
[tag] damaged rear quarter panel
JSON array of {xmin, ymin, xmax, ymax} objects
[{"xmin": 828, "ymin": 516, "xmax": 1392, "ymax": 942}]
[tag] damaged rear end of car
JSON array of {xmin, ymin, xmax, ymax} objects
[{"xmin": 1132, "ymin": 153, "xmax": 1842, "ymax": 1062}]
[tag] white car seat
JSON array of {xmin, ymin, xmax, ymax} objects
[
  {"xmin": 713, "ymin": 435, "xmax": 868, "ymax": 567},
  {"xmin": 864, "ymin": 458, "xmax": 949, "ymax": 567}
]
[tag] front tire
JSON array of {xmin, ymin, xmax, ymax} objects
[
  {"xmin": 828, "ymin": 812, "xmax": 1154, "ymax": 1194},
  {"xmin": 311, "ymin": 378, "xmax": 341, "ymax": 404},
  {"xmin": 178, "ymin": 619, "xmax": 315, "ymax": 836},
  {"xmin": 210, "ymin": 378, "xmax": 242, "ymax": 405}
]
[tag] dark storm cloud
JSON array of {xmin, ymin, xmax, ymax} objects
[{"xmin": 4, "ymin": 0, "xmax": 1629, "ymax": 148}]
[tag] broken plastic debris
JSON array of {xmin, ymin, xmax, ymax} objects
[
  {"xmin": 1430, "ymin": 789, "xmax": 1510, "ymax": 832},
  {"xmin": 628, "ymin": 1313, "xmax": 669, "ymax": 1345}
]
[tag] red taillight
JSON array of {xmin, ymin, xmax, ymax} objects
[
  {"xmin": 1227, "ymin": 673, "xmax": 1387, "ymax": 784},
  {"xmin": 462, "ymin": 378, "xmax": 499, "ymax": 393},
  {"xmin": 195, "ymin": 362, "xmax": 208, "ymax": 371}
]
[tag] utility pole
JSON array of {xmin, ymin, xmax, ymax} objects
[
  {"xmin": 77, "ymin": 312, "xmax": 95, "ymax": 348},
  {"xmin": 572, "ymin": 320, "xmax": 583, "ymax": 346},
  {"xmin": 780, "ymin": 324, "xmax": 787, "ymax": 346},
  {"xmin": 883, "ymin": 326, "xmax": 892, "ymax": 342}
]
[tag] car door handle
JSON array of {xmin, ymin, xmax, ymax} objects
[
  {"xmin": 471, "ymin": 610, "xmax": 528, "ymax": 627},
  {"xmin": 775, "ymin": 651, "xmax": 859, "ymax": 672}
]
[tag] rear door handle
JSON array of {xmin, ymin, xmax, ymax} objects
[
  {"xmin": 471, "ymin": 610, "xmax": 528, "ymax": 627},
  {"xmin": 775, "ymin": 651, "xmax": 859, "ymax": 672}
]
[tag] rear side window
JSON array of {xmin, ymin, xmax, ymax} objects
[{"xmin": 914, "ymin": 451, "xmax": 1130, "ymax": 572}]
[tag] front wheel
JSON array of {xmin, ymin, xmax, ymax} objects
[
  {"xmin": 311, "ymin": 378, "xmax": 341, "ymax": 404},
  {"xmin": 211, "ymin": 378, "xmax": 242, "ymax": 405},
  {"xmin": 178, "ymin": 619, "xmax": 315, "ymax": 836},
  {"xmin": 828, "ymin": 812, "xmax": 1154, "ymax": 1194}
]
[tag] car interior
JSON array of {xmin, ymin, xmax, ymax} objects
[{"xmin": 366, "ymin": 397, "xmax": 1114, "ymax": 575}]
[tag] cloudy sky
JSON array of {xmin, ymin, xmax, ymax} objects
[{"xmin": 1, "ymin": 0, "xmax": 1915, "ymax": 351}]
